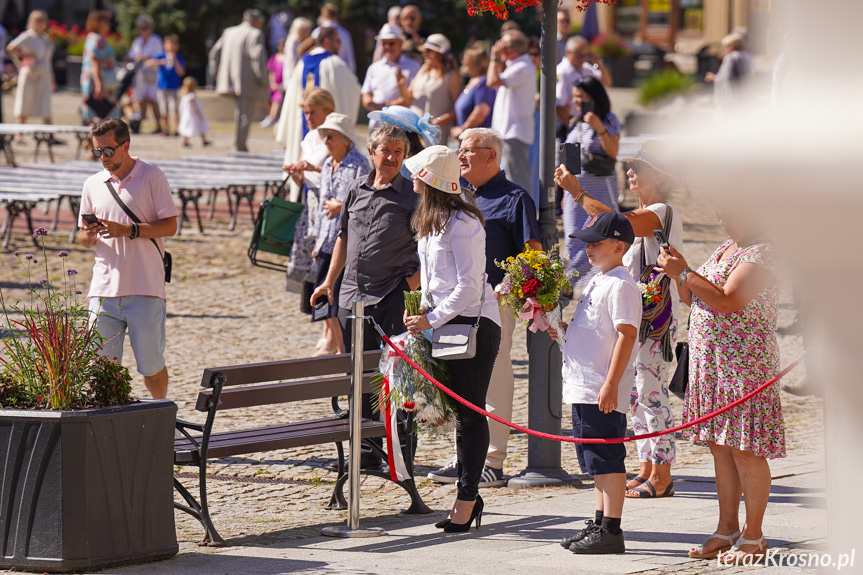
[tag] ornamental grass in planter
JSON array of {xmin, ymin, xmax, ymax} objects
[
  {"xmin": 0, "ymin": 227, "xmax": 177, "ymax": 573},
  {"xmin": 0, "ymin": 230, "xmax": 133, "ymax": 410}
]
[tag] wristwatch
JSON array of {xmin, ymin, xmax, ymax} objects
[{"xmin": 678, "ymin": 267, "xmax": 693, "ymax": 283}]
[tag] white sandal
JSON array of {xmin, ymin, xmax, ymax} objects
[
  {"xmin": 688, "ymin": 530, "xmax": 741, "ymax": 559},
  {"xmin": 720, "ymin": 535, "xmax": 769, "ymax": 564}
]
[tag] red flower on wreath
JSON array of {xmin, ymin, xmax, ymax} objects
[{"xmin": 523, "ymin": 278, "xmax": 541, "ymax": 297}]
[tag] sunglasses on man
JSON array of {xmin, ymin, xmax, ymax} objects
[{"xmin": 91, "ymin": 144, "xmax": 125, "ymax": 159}]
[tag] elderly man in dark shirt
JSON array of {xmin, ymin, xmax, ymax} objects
[
  {"xmin": 427, "ymin": 127, "xmax": 542, "ymax": 487},
  {"xmin": 311, "ymin": 123, "xmax": 420, "ymax": 467}
]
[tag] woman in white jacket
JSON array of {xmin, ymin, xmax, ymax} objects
[{"xmin": 403, "ymin": 146, "xmax": 501, "ymax": 533}]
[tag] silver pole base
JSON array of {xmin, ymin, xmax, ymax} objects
[
  {"xmin": 321, "ymin": 526, "xmax": 387, "ymax": 538},
  {"xmin": 506, "ymin": 468, "xmax": 582, "ymax": 488}
]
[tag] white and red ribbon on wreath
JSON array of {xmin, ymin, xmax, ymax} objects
[{"xmin": 379, "ymin": 339, "xmax": 411, "ymax": 483}]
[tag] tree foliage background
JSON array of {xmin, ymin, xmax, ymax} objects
[{"xmin": 110, "ymin": 0, "xmax": 542, "ymax": 82}]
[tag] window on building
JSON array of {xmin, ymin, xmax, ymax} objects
[{"xmin": 678, "ymin": 0, "xmax": 704, "ymax": 33}]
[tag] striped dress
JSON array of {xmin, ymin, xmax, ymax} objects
[{"xmin": 562, "ymin": 112, "xmax": 621, "ymax": 288}]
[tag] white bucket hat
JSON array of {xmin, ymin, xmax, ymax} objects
[
  {"xmin": 404, "ymin": 145, "xmax": 461, "ymax": 195},
  {"xmin": 375, "ymin": 23, "xmax": 404, "ymax": 41},
  {"xmin": 316, "ymin": 113, "xmax": 358, "ymax": 146},
  {"xmin": 420, "ymin": 33, "xmax": 451, "ymax": 55}
]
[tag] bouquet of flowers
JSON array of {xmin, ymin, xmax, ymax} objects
[
  {"xmin": 496, "ymin": 244, "xmax": 576, "ymax": 350},
  {"xmin": 638, "ymin": 277, "xmax": 664, "ymax": 307},
  {"xmin": 373, "ymin": 291, "xmax": 457, "ymax": 437}
]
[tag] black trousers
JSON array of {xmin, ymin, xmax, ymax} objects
[
  {"xmin": 337, "ymin": 278, "xmax": 410, "ymax": 458},
  {"xmin": 444, "ymin": 316, "xmax": 501, "ymax": 501}
]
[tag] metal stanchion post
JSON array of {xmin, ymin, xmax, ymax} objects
[{"xmin": 322, "ymin": 299, "xmax": 386, "ymax": 538}]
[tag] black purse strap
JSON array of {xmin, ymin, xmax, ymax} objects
[{"xmin": 104, "ymin": 180, "xmax": 164, "ymax": 259}]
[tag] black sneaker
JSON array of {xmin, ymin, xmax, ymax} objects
[
  {"xmin": 570, "ymin": 527, "xmax": 625, "ymax": 555},
  {"xmin": 560, "ymin": 520, "xmax": 599, "ymax": 548}
]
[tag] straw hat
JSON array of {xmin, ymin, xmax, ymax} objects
[
  {"xmin": 375, "ymin": 23, "xmax": 404, "ymax": 41},
  {"xmin": 316, "ymin": 113, "xmax": 358, "ymax": 146},
  {"xmin": 622, "ymin": 140, "xmax": 677, "ymax": 179},
  {"xmin": 404, "ymin": 145, "xmax": 461, "ymax": 195},
  {"xmin": 420, "ymin": 33, "xmax": 451, "ymax": 54}
]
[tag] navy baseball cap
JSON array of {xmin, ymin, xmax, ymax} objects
[{"xmin": 569, "ymin": 212, "xmax": 635, "ymax": 244}]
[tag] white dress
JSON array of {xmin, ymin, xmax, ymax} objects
[
  {"xmin": 177, "ymin": 93, "xmax": 209, "ymax": 137},
  {"xmin": 7, "ymin": 30, "xmax": 54, "ymax": 118}
]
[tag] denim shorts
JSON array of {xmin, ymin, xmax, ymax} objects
[
  {"xmin": 89, "ymin": 295, "xmax": 167, "ymax": 376},
  {"xmin": 572, "ymin": 403, "xmax": 627, "ymax": 476}
]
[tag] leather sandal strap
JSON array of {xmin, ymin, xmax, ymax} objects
[
  {"xmin": 711, "ymin": 530, "xmax": 741, "ymax": 543},
  {"xmin": 731, "ymin": 535, "xmax": 765, "ymax": 551}
]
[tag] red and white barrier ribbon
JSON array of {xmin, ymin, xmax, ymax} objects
[{"xmin": 379, "ymin": 341, "xmax": 411, "ymax": 482}]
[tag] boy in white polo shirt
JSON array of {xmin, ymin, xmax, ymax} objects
[{"xmin": 548, "ymin": 211, "xmax": 641, "ymax": 555}]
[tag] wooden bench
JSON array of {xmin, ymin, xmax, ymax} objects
[{"xmin": 173, "ymin": 350, "xmax": 430, "ymax": 546}]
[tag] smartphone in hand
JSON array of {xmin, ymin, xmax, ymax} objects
[
  {"xmin": 558, "ymin": 142, "xmax": 581, "ymax": 175},
  {"xmin": 653, "ymin": 229, "xmax": 669, "ymax": 248},
  {"xmin": 311, "ymin": 296, "xmax": 330, "ymax": 322},
  {"xmin": 580, "ymin": 101, "xmax": 594, "ymax": 116},
  {"xmin": 81, "ymin": 213, "xmax": 103, "ymax": 226}
]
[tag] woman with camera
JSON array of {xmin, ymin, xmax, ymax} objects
[
  {"xmin": 402, "ymin": 146, "xmax": 501, "ymax": 533},
  {"xmin": 656, "ymin": 208, "xmax": 782, "ymax": 564},
  {"xmin": 554, "ymin": 140, "xmax": 683, "ymax": 502},
  {"xmin": 561, "ymin": 75, "xmax": 620, "ymax": 287}
]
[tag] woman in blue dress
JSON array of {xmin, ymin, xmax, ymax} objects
[
  {"xmin": 562, "ymin": 76, "xmax": 620, "ymax": 287},
  {"xmin": 80, "ymin": 10, "xmax": 122, "ymax": 124},
  {"xmin": 451, "ymin": 46, "xmax": 496, "ymax": 141},
  {"xmin": 310, "ymin": 113, "xmax": 371, "ymax": 355}
]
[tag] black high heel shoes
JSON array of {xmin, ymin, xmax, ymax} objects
[{"xmin": 443, "ymin": 495, "xmax": 484, "ymax": 533}]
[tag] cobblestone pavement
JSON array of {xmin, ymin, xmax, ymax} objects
[{"xmin": 0, "ymin": 91, "xmax": 823, "ymax": 574}]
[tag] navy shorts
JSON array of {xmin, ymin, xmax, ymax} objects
[{"xmin": 571, "ymin": 403, "xmax": 627, "ymax": 476}]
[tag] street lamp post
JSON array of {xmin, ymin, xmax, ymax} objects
[{"xmin": 508, "ymin": 0, "xmax": 580, "ymax": 489}]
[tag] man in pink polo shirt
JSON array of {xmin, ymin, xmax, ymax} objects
[{"xmin": 78, "ymin": 118, "xmax": 178, "ymax": 399}]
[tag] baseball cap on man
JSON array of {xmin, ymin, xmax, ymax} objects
[{"xmin": 569, "ymin": 211, "xmax": 635, "ymax": 244}]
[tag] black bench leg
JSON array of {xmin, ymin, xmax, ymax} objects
[
  {"xmin": 327, "ymin": 442, "xmax": 349, "ymax": 510},
  {"xmin": 195, "ymin": 460, "xmax": 226, "ymax": 546},
  {"xmin": 397, "ymin": 431, "xmax": 432, "ymax": 514},
  {"xmin": 173, "ymin": 477, "xmax": 225, "ymax": 547},
  {"xmin": 364, "ymin": 437, "xmax": 432, "ymax": 514}
]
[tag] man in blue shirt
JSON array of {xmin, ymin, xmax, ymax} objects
[{"xmin": 427, "ymin": 127, "xmax": 542, "ymax": 487}]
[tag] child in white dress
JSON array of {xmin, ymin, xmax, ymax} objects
[{"xmin": 177, "ymin": 76, "xmax": 211, "ymax": 147}]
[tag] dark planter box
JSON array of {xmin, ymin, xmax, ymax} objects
[
  {"xmin": 0, "ymin": 400, "xmax": 178, "ymax": 573},
  {"xmin": 608, "ymin": 55, "xmax": 636, "ymax": 88}
]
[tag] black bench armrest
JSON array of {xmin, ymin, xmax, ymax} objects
[
  {"xmin": 176, "ymin": 418, "xmax": 205, "ymax": 449},
  {"xmin": 176, "ymin": 418, "xmax": 205, "ymax": 432}
]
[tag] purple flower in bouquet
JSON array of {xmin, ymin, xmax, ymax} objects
[
  {"xmin": 522, "ymin": 265, "xmax": 532, "ymax": 279},
  {"xmin": 500, "ymin": 276, "xmax": 511, "ymax": 295}
]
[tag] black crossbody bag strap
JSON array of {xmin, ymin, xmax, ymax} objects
[
  {"xmin": 104, "ymin": 180, "xmax": 164, "ymax": 258},
  {"xmin": 104, "ymin": 180, "xmax": 171, "ymax": 283}
]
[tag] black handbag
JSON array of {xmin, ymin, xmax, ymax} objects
[
  {"xmin": 105, "ymin": 182, "xmax": 172, "ymax": 283},
  {"xmin": 669, "ymin": 341, "xmax": 689, "ymax": 400},
  {"xmin": 576, "ymin": 121, "xmax": 616, "ymax": 177}
]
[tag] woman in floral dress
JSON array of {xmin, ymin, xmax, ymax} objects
[{"xmin": 657, "ymin": 209, "xmax": 783, "ymax": 565}]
